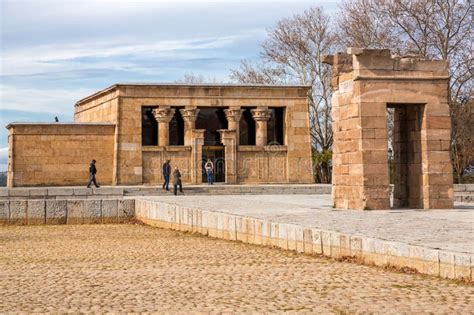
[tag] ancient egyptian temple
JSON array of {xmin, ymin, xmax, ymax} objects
[{"xmin": 6, "ymin": 84, "xmax": 314, "ymax": 187}]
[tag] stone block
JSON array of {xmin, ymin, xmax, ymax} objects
[
  {"xmin": 10, "ymin": 200, "xmax": 27, "ymax": 224},
  {"xmin": 270, "ymin": 222, "xmax": 279, "ymax": 247},
  {"xmin": 93, "ymin": 187, "xmax": 123, "ymax": 196},
  {"xmin": 350, "ymin": 236, "xmax": 362, "ymax": 257},
  {"xmin": 9, "ymin": 189, "xmax": 30, "ymax": 197},
  {"xmin": 228, "ymin": 215, "xmax": 237, "ymax": 241},
  {"xmin": 118, "ymin": 199, "xmax": 135, "ymax": 222},
  {"xmin": 27, "ymin": 200, "xmax": 45, "ymax": 225},
  {"xmin": 454, "ymin": 253, "xmax": 471, "ymax": 280},
  {"xmin": 330, "ymin": 231, "xmax": 342, "ymax": 258},
  {"xmin": 0, "ymin": 201, "xmax": 10, "ymax": 223},
  {"xmin": 29, "ymin": 189, "xmax": 48, "ymax": 197},
  {"xmin": 46, "ymin": 200, "xmax": 67, "ymax": 224},
  {"xmin": 303, "ymin": 228, "xmax": 313, "ymax": 254},
  {"xmin": 278, "ymin": 224, "xmax": 288, "ymax": 250},
  {"xmin": 439, "ymin": 251, "xmax": 455, "ymax": 279},
  {"xmin": 48, "ymin": 188, "xmax": 73, "ymax": 196},
  {"xmin": 84, "ymin": 200, "xmax": 101, "ymax": 224},
  {"xmin": 0, "ymin": 188, "xmax": 8, "ymax": 197},
  {"xmin": 287, "ymin": 224, "xmax": 297, "ymax": 251},
  {"xmin": 422, "ymin": 248, "xmax": 440, "ymax": 276},
  {"xmin": 73, "ymin": 188, "xmax": 93, "ymax": 196},
  {"xmin": 340, "ymin": 233, "xmax": 351, "ymax": 257},
  {"xmin": 321, "ymin": 230, "xmax": 331, "ymax": 256},
  {"xmin": 67, "ymin": 200, "xmax": 85, "ymax": 224},
  {"xmin": 101, "ymin": 199, "xmax": 118, "ymax": 223}
]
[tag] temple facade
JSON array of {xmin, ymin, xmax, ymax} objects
[{"xmin": 7, "ymin": 84, "xmax": 314, "ymax": 187}]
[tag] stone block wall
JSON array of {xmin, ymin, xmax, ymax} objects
[
  {"xmin": 7, "ymin": 123, "xmax": 115, "ymax": 187},
  {"xmin": 0, "ymin": 198, "xmax": 135, "ymax": 225},
  {"xmin": 142, "ymin": 147, "xmax": 192, "ymax": 184},
  {"xmin": 74, "ymin": 84, "xmax": 314, "ymax": 185},
  {"xmin": 325, "ymin": 48, "xmax": 453, "ymax": 210}
]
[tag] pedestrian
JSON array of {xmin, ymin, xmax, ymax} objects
[
  {"xmin": 173, "ymin": 167, "xmax": 183, "ymax": 196},
  {"xmin": 162, "ymin": 160, "xmax": 171, "ymax": 191},
  {"xmin": 86, "ymin": 159, "xmax": 100, "ymax": 188},
  {"xmin": 204, "ymin": 158, "xmax": 214, "ymax": 185}
]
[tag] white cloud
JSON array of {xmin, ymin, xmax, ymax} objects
[
  {"xmin": 0, "ymin": 147, "xmax": 7, "ymax": 164},
  {"xmin": 0, "ymin": 85, "xmax": 94, "ymax": 114},
  {"xmin": 1, "ymin": 35, "xmax": 245, "ymax": 77}
]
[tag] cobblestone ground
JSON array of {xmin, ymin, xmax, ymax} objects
[{"xmin": 1, "ymin": 225, "xmax": 472, "ymax": 314}]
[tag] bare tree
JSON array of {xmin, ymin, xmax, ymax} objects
[
  {"xmin": 338, "ymin": 0, "xmax": 473, "ymax": 182},
  {"xmin": 230, "ymin": 7, "xmax": 338, "ymax": 183},
  {"xmin": 176, "ymin": 72, "xmax": 222, "ymax": 84}
]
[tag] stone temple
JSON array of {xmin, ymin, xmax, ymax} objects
[{"xmin": 6, "ymin": 84, "xmax": 314, "ymax": 187}]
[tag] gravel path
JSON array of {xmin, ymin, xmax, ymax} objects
[{"xmin": 1, "ymin": 224, "xmax": 472, "ymax": 313}]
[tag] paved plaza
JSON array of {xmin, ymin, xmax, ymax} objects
[
  {"xmin": 138, "ymin": 194, "xmax": 474, "ymax": 254},
  {"xmin": 1, "ymin": 224, "xmax": 472, "ymax": 313}
]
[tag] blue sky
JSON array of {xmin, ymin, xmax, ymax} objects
[{"xmin": 0, "ymin": 0, "xmax": 339, "ymax": 170}]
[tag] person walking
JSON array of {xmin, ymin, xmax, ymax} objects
[
  {"xmin": 173, "ymin": 167, "xmax": 183, "ymax": 196},
  {"xmin": 204, "ymin": 158, "xmax": 214, "ymax": 185},
  {"xmin": 162, "ymin": 160, "xmax": 171, "ymax": 191},
  {"xmin": 86, "ymin": 159, "xmax": 100, "ymax": 188}
]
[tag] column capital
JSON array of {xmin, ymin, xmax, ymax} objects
[
  {"xmin": 224, "ymin": 107, "xmax": 244, "ymax": 123},
  {"xmin": 152, "ymin": 106, "xmax": 175, "ymax": 123},
  {"xmin": 251, "ymin": 107, "xmax": 272, "ymax": 121},
  {"xmin": 180, "ymin": 107, "xmax": 200, "ymax": 123}
]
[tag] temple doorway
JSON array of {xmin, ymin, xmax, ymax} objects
[
  {"xmin": 387, "ymin": 104, "xmax": 424, "ymax": 209},
  {"xmin": 202, "ymin": 146, "xmax": 225, "ymax": 183}
]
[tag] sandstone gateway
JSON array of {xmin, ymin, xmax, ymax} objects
[
  {"xmin": 324, "ymin": 48, "xmax": 453, "ymax": 210},
  {"xmin": 7, "ymin": 84, "xmax": 314, "ymax": 187}
]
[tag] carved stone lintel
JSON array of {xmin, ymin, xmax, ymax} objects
[
  {"xmin": 224, "ymin": 108, "xmax": 244, "ymax": 122},
  {"xmin": 152, "ymin": 107, "xmax": 175, "ymax": 123},
  {"xmin": 180, "ymin": 107, "xmax": 200, "ymax": 123},
  {"xmin": 251, "ymin": 108, "xmax": 272, "ymax": 121}
]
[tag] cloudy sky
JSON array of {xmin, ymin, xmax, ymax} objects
[{"xmin": 0, "ymin": 0, "xmax": 339, "ymax": 170}]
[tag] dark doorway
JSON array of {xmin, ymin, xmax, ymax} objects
[
  {"xmin": 195, "ymin": 108, "xmax": 228, "ymax": 146},
  {"xmin": 239, "ymin": 108, "xmax": 256, "ymax": 145},
  {"xmin": 267, "ymin": 107, "xmax": 285, "ymax": 145},
  {"xmin": 142, "ymin": 106, "xmax": 158, "ymax": 146},
  {"xmin": 387, "ymin": 103, "xmax": 424, "ymax": 209},
  {"xmin": 169, "ymin": 107, "xmax": 184, "ymax": 145},
  {"xmin": 202, "ymin": 146, "xmax": 225, "ymax": 183}
]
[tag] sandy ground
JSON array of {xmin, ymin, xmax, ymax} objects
[{"xmin": 1, "ymin": 224, "xmax": 472, "ymax": 313}]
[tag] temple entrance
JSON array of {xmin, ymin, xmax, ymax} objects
[
  {"xmin": 387, "ymin": 104, "xmax": 424, "ymax": 209},
  {"xmin": 202, "ymin": 146, "xmax": 225, "ymax": 183}
]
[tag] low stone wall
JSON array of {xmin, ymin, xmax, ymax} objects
[
  {"xmin": 135, "ymin": 199, "xmax": 472, "ymax": 282},
  {"xmin": 7, "ymin": 123, "xmax": 115, "ymax": 187},
  {"xmin": 0, "ymin": 198, "xmax": 135, "ymax": 225}
]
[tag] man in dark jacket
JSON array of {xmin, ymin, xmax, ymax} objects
[
  {"xmin": 173, "ymin": 167, "xmax": 183, "ymax": 196},
  {"xmin": 162, "ymin": 160, "xmax": 171, "ymax": 191},
  {"xmin": 86, "ymin": 159, "xmax": 100, "ymax": 188}
]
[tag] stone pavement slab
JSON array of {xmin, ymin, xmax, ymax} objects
[{"xmin": 139, "ymin": 194, "xmax": 474, "ymax": 254}]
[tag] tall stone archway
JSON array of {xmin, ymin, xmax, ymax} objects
[{"xmin": 323, "ymin": 48, "xmax": 453, "ymax": 210}]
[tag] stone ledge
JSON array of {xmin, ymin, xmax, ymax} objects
[{"xmin": 134, "ymin": 199, "xmax": 473, "ymax": 282}]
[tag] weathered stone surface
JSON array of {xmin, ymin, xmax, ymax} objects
[
  {"xmin": 10, "ymin": 200, "xmax": 27, "ymax": 224},
  {"xmin": 67, "ymin": 200, "xmax": 85, "ymax": 224},
  {"xmin": 118, "ymin": 199, "xmax": 135, "ymax": 221},
  {"xmin": 101, "ymin": 199, "xmax": 118, "ymax": 223},
  {"xmin": 84, "ymin": 200, "xmax": 101, "ymax": 224},
  {"xmin": 327, "ymin": 49, "xmax": 453, "ymax": 210},
  {"xmin": 0, "ymin": 201, "xmax": 9, "ymax": 223},
  {"xmin": 48, "ymin": 188, "xmax": 74, "ymax": 196},
  {"xmin": 27, "ymin": 200, "xmax": 45, "ymax": 225},
  {"xmin": 46, "ymin": 200, "xmax": 67, "ymax": 224}
]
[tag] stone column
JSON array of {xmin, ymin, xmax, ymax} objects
[
  {"xmin": 224, "ymin": 107, "xmax": 243, "ymax": 144},
  {"xmin": 219, "ymin": 129, "xmax": 238, "ymax": 184},
  {"xmin": 180, "ymin": 107, "xmax": 200, "ymax": 146},
  {"xmin": 251, "ymin": 107, "xmax": 272, "ymax": 146},
  {"xmin": 190, "ymin": 129, "xmax": 205, "ymax": 184},
  {"xmin": 152, "ymin": 106, "xmax": 175, "ymax": 147}
]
